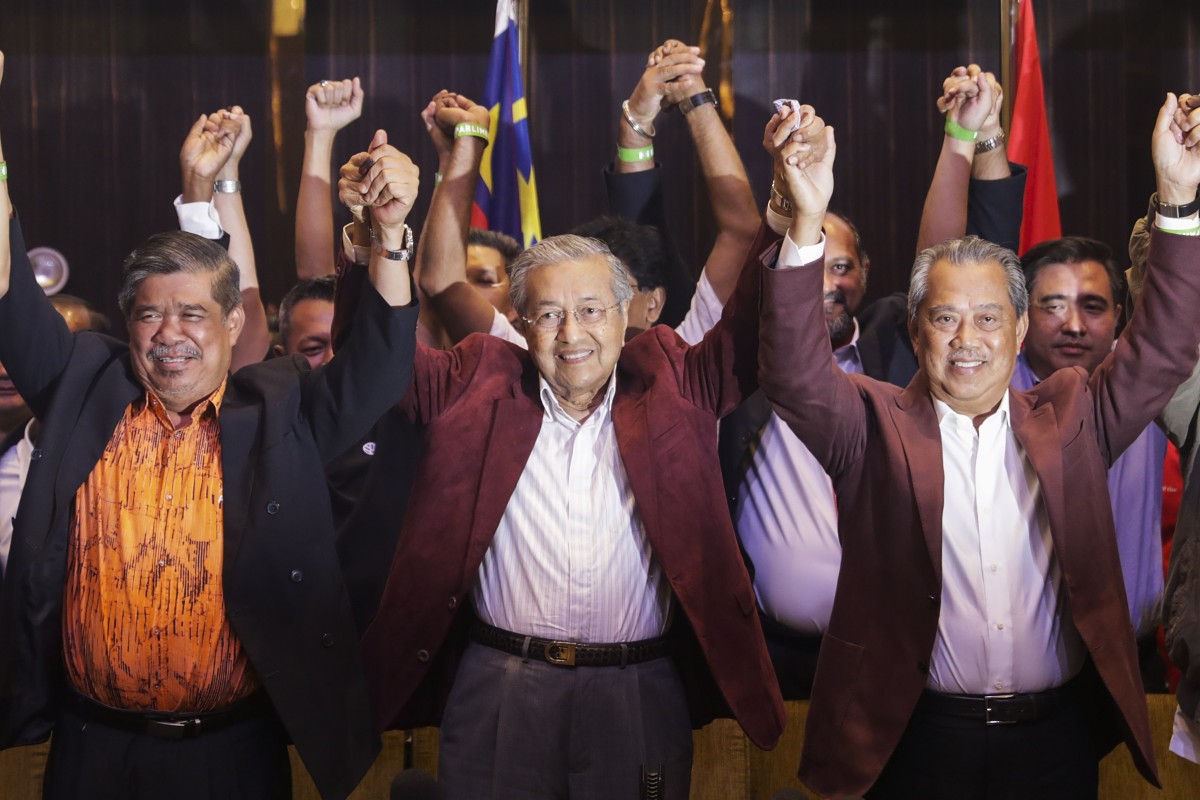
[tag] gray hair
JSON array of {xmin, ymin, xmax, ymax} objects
[
  {"xmin": 907, "ymin": 236, "xmax": 1028, "ymax": 319},
  {"xmin": 508, "ymin": 234, "xmax": 633, "ymax": 315},
  {"xmin": 118, "ymin": 231, "xmax": 242, "ymax": 318}
]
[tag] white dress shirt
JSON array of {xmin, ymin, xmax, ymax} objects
[
  {"xmin": 472, "ymin": 375, "xmax": 672, "ymax": 643},
  {"xmin": 736, "ymin": 330, "xmax": 860, "ymax": 634},
  {"xmin": 0, "ymin": 420, "xmax": 35, "ymax": 574},
  {"xmin": 928, "ymin": 393, "xmax": 1085, "ymax": 694}
]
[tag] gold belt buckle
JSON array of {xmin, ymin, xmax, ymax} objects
[{"xmin": 544, "ymin": 641, "xmax": 577, "ymax": 666}]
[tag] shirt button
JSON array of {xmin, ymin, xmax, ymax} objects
[
  {"xmin": 994, "ymin": 681, "xmax": 1004, "ymax": 691},
  {"xmin": 447, "ymin": 597, "xmax": 457, "ymax": 610},
  {"xmin": 30, "ymin": 449, "xmax": 43, "ymax": 461},
  {"xmin": 989, "ymin": 564, "xmax": 998, "ymax": 572},
  {"xmin": 266, "ymin": 501, "xmax": 281, "ymax": 515},
  {"xmin": 151, "ymin": 627, "xmax": 160, "ymax": 636},
  {"xmin": 321, "ymin": 633, "xmax": 335, "ymax": 647},
  {"xmin": 291, "ymin": 570, "xmax": 303, "ymax": 583},
  {"xmin": 157, "ymin": 559, "xmax": 167, "ymax": 568},
  {"xmin": 996, "ymin": 622, "xmax": 1005, "ymax": 630},
  {"xmin": 165, "ymin": 494, "xmax": 173, "ymax": 502},
  {"xmin": 416, "ymin": 649, "xmax": 430, "ymax": 663}
]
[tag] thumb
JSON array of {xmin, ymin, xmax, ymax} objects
[
  {"xmin": 185, "ymin": 114, "xmax": 208, "ymax": 140},
  {"xmin": 1155, "ymin": 93, "xmax": 1179, "ymax": 137},
  {"xmin": 370, "ymin": 128, "xmax": 388, "ymax": 150}
]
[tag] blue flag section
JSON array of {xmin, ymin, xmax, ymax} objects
[{"xmin": 473, "ymin": 0, "xmax": 542, "ymax": 249}]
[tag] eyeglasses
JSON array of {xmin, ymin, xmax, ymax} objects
[{"xmin": 521, "ymin": 302, "xmax": 622, "ymax": 331}]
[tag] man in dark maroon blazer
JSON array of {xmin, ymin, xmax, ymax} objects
[
  {"xmin": 348, "ymin": 112, "xmax": 838, "ymax": 799},
  {"xmin": 759, "ymin": 93, "xmax": 1200, "ymax": 799}
]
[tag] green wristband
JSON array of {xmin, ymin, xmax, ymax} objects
[
  {"xmin": 454, "ymin": 122, "xmax": 490, "ymax": 142},
  {"xmin": 944, "ymin": 118, "xmax": 979, "ymax": 142},
  {"xmin": 0, "ymin": 161, "xmax": 7, "ymax": 181},
  {"xmin": 617, "ymin": 146, "xmax": 654, "ymax": 164}
]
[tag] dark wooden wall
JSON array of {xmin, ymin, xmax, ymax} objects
[{"xmin": 1, "ymin": 1, "xmax": 1197, "ymax": 333}]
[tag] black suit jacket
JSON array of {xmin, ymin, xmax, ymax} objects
[{"xmin": 0, "ymin": 218, "xmax": 417, "ymax": 800}]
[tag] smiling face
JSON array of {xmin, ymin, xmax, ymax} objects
[
  {"xmin": 521, "ymin": 256, "xmax": 628, "ymax": 420},
  {"xmin": 127, "ymin": 271, "xmax": 244, "ymax": 415},
  {"xmin": 1023, "ymin": 260, "xmax": 1119, "ymax": 379},
  {"xmin": 910, "ymin": 257, "xmax": 1027, "ymax": 422}
]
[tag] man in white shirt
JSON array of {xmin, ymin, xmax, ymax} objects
[
  {"xmin": 343, "ymin": 114, "xmax": 839, "ymax": 798},
  {"xmin": 758, "ymin": 92, "xmax": 1200, "ymax": 799}
]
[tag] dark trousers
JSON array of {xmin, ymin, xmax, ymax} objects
[
  {"xmin": 865, "ymin": 666, "xmax": 1113, "ymax": 800},
  {"xmin": 44, "ymin": 704, "xmax": 291, "ymax": 800},
  {"xmin": 438, "ymin": 641, "xmax": 693, "ymax": 800}
]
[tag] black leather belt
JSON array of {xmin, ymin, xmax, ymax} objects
[
  {"xmin": 64, "ymin": 691, "xmax": 273, "ymax": 741},
  {"xmin": 470, "ymin": 621, "xmax": 669, "ymax": 668},
  {"xmin": 918, "ymin": 673, "xmax": 1085, "ymax": 725}
]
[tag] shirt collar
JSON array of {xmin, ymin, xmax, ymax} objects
[
  {"xmin": 538, "ymin": 372, "xmax": 618, "ymax": 428},
  {"xmin": 138, "ymin": 377, "xmax": 228, "ymax": 429},
  {"xmin": 932, "ymin": 389, "xmax": 1012, "ymax": 432}
]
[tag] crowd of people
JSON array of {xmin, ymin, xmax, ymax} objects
[{"xmin": 0, "ymin": 35, "xmax": 1199, "ymax": 800}]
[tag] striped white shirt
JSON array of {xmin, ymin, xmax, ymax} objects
[{"xmin": 471, "ymin": 375, "xmax": 671, "ymax": 642}]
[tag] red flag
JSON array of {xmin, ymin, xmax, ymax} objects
[{"xmin": 1008, "ymin": 0, "xmax": 1061, "ymax": 253}]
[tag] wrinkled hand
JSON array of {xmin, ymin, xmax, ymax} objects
[
  {"xmin": 353, "ymin": 130, "xmax": 419, "ymax": 229},
  {"xmin": 180, "ymin": 111, "xmax": 236, "ymax": 184},
  {"xmin": 626, "ymin": 39, "xmax": 706, "ymax": 130},
  {"xmin": 762, "ymin": 103, "xmax": 824, "ymax": 207},
  {"xmin": 936, "ymin": 65, "xmax": 995, "ymax": 134},
  {"xmin": 1171, "ymin": 93, "xmax": 1200, "ymax": 150},
  {"xmin": 1154, "ymin": 92, "xmax": 1200, "ymax": 205},
  {"xmin": 305, "ymin": 77, "xmax": 364, "ymax": 134}
]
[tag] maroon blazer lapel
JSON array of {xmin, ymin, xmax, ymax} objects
[
  {"xmin": 1007, "ymin": 391, "xmax": 1067, "ymax": 556},
  {"xmin": 894, "ymin": 373, "xmax": 945, "ymax": 580},
  {"xmin": 466, "ymin": 373, "xmax": 544, "ymax": 577},
  {"xmin": 611, "ymin": 388, "xmax": 659, "ymax": 540}
]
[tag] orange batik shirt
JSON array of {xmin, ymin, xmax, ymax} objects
[{"xmin": 62, "ymin": 381, "xmax": 258, "ymax": 712}]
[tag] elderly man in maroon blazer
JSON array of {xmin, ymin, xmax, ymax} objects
[
  {"xmin": 339, "ymin": 109, "xmax": 838, "ymax": 798},
  {"xmin": 757, "ymin": 93, "xmax": 1200, "ymax": 799}
]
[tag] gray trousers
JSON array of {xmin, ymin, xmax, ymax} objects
[{"xmin": 439, "ymin": 641, "xmax": 693, "ymax": 799}]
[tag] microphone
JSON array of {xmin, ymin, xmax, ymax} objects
[
  {"xmin": 770, "ymin": 790, "xmax": 811, "ymax": 800},
  {"xmin": 389, "ymin": 768, "xmax": 442, "ymax": 800}
]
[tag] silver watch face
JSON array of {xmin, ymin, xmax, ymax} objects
[{"xmin": 29, "ymin": 246, "xmax": 70, "ymax": 295}]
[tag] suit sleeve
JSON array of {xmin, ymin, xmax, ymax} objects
[
  {"xmin": 673, "ymin": 220, "xmax": 778, "ymax": 416},
  {"xmin": 1090, "ymin": 229, "xmax": 1200, "ymax": 465},
  {"xmin": 0, "ymin": 216, "xmax": 75, "ymax": 418},
  {"xmin": 302, "ymin": 277, "xmax": 419, "ymax": 464},
  {"xmin": 603, "ymin": 163, "xmax": 695, "ymax": 328},
  {"xmin": 758, "ymin": 243, "xmax": 870, "ymax": 477},
  {"xmin": 966, "ymin": 163, "xmax": 1027, "ymax": 252}
]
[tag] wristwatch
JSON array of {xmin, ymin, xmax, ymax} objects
[
  {"xmin": 679, "ymin": 89, "xmax": 718, "ymax": 116},
  {"xmin": 1152, "ymin": 191, "xmax": 1200, "ymax": 218}
]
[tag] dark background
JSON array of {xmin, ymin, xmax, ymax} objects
[{"xmin": 1, "ymin": 0, "xmax": 1197, "ymax": 333}]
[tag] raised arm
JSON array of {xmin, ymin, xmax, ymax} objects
[
  {"xmin": 1094, "ymin": 93, "xmax": 1200, "ymax": 462},
  {"xmin": 296, "ymin": 77, "xmax": 363, "ymax": 280},
  {"xmin": 212, "ymin": 107, "xmax": 270, "ymax": 369},
  {"xmin": 410, "ymin": 91, "xmax": 498, "ymax": 343},
  {"xmin": 916, "ymin": 65, "xmax": 998, "ymax": 251}
]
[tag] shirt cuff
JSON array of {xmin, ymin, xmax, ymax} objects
[
  {"xmin": 1155, "ymin": 212, "xmax": 1200, "ymax": 236},
  {"xmin": 1170, "ymin": 706, "xmax": 1200, "ymax": 763},
  {"xmin": 766, "ymin": 204, "xmax": 793, "ymax": 236},
  {"xmin": 174, "ymin": 195, "xmax": 224, "ymax": 239},
  {"xmin": 776, "ymin": 229, "xmax": 826, "ymax": 269},
  {"xmin": 341, "ymin": 222, "xmax": 372, "ymax": 266}
]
